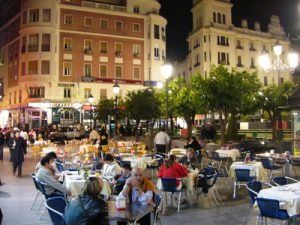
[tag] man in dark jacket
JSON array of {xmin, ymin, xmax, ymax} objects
[
  {"xmin": 0, "ymin": 129, "xmax": 5, "ymax": 160},
  {"xmin": 8, "ymin": 131, "xmax": 27, "ymax": 177}
]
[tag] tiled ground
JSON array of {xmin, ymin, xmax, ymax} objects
[{"xmin": 0, "ymin": 147, "xmax": 281, "ymax": 225}]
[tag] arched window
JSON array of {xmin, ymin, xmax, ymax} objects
[{"xmin": 213, "ymin": 12, "xmax": 216, "ymax": 23}]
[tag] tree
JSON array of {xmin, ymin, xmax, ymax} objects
[
  {"xmin": 201, "ymin": 65, "xmax": 261, "ymax": 143},
  {"xmin": 168, "ymin": 75, "xmax": 205, "ymax": 137},
  {"xmin": 96, "ymin": 99, "xmax": 114, "ymax": 125},
  {"xmin": 125, "ymin": 89, "xmax": 161, "ymax": 139},
  {"xmin": 257, "ymin": 81, "xmax": 296, "ymax": 141}
]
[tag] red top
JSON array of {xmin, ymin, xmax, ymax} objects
[{"xmin": 158, "ymin": 162, "xmax": 188, "ymax": 186}]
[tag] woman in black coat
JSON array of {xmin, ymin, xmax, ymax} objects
[{"xmin": 8, "ymin": 131, "xmax": 27, "ymax": 177}]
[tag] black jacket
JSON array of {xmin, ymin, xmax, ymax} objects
[
  {"xmin": 184, "ymin": 140, "xmax": 202, "ymax": 151},
  {"xmin": 8, "ymin": 137, "xmax": 27, "ymax": 163},
  {"xmin": 64, "ymin": 195, "xmax": 109, "ymax": 225}
]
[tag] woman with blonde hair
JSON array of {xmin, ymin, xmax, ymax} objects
[{"xmin": 64, "ymin": 177, "xmax": 109, "ymax": 225}]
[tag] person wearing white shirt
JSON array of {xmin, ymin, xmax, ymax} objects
[
  {"xmin": 101, "ymin": 154, "xmax": 121, "ymax": 182},
  {"xmin": 154, "ymin": 128, "xmax": 170, "ymax": 154}
]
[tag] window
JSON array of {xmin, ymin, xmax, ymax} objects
[
  {"xmin": 115, "ymin": 21, "xmax": 123, "ymax": 31},
  {"xmin": 19, "ymin": 90, "xmax": 22, "ymax": 103},
  {"xmin": 99, "ymin": 64, "xmax": 107, "ymax": 78},
  {"xmin": 213, "ymin": 12, "xmax": 216, "ymax": 23},
  {"xmin": 217, "ymin": 13, "xmax": 221, "ymax": 24},
  {"xmin": 250, "ymin": 57, "xmax": 256, "ymax": 68},
  {"xmin": 264, "ymin": 76, "xmax": 268, "ymax": 86},
  {"xmin": 154, "ymin": 24, "xmax": 160, "ymax": 39},
  {"xmin": 237, "ymin": 56, "xmax": 243, "ymax": 67},
  {"xmin": 133, "ymin": 6, "xmax": 140, "ymax": 13},
  {"xmin": 84, "ymin": 17, "xmax": 93, "ymax": 26},
  {"xmin": 21, "ymin": 62, "xmax": 26, "ymax": 76},
  {"xmin": 42, "ymin": 33, "xmax": 50, "ymax": 51},
  {"xmin": 115, "ymin": 65, "xmax": 122, "ymax": 79},
  {"xmin": 63, "ymin": 62, "xmax": 72, "ymax": 76},
  {"xmin": 28, "ymin": 34, "xmax": 39, "ymax": 52},
  {"xmin": 28, "ymin": 60, "xmax": 38, "ymax": 75},
  {"xmin": 100, "ymin": 19, "xmax": 108, "ymax": 29},
  {"xmin": 217, "ymin": 36, "xmax": 229, "ymax": 46},
  {"xmin": 204, "ymin": 35, "xmax": 206, "ymax": 43},
  {"xmin": 133, "ymin": 67, "xmax": 140, "ymax": 80},
  {"xmin": 64, "ymin": 38, "xmax": 72, "ymax": 50},
  {"xmin": 28, "ymin": 87, "xmax": 45, "ymax": 98},
  {"xmin": 133, "ymin": 23, "xmax": 140, "ymax": 32},
  {"xmin": 22, "ymin": 36, "xmax": 26, "ymax": 53},
  {"xmin": 115, "ymin": 42, "xmax": 122, "ymax": 57},
  {"xmin": 42, "ymin": 9, "xmax": 51, "ymax": 22},
  {"xmin": 249, "ymin": 42, "xmax": 256, "ymax": 51},
  {"xmin": 64, "ymin": 88, "xmax": 71, "ymax": 98},
  {"xmin": 204, "ymin": 52, "xmax": 207, "ymax": 62},
  {"xmin": 280, "ymin": 77, "xmax": 284, "ymax": 85},
  {"xmin": 100, "ymin": 89, "xmax": 107, "ymax": 100},
  {"xmin": 84, "ymin": 40, "xmax": 92, "ymax": 54},
  {"xmin": 9, "ymin": 93, "xmax": 11, "ymax": 105},
  {"xmin": 100, "ymin": 41, "xmax": 108, "ymax": 54},
  {"xmin": 84, "ymin": 88, "xmax": 91, "ymax": 98},
  {"xmin": 218, "ymin": 52, "xmax": 229, "ymax": 65},
  {"xmin": 14, "ymin": 91, "xmax": 17, "ymax": 104},
  {"xmin": 29, "ymin": 9, "xmax": 39, "ymax": 22},
  {"xmin": 84, "ymin": 64, "xmax": 92, "ymax": 77},
  {"xmin": 64, "ymin": 15, "xmax": 73, "ymax": 24},
  {"xmin": 162, "ymin": 27, "xmax": 166, "ymax": 41},
  {"xmin": 23, "ymin": 11, "xmax": 27, "ymax": 24},
  {"xmin": 41, "ymin": 60, "xmax": 50, "ymax": 74},
  {"xmin": 154, "ymin": 47, "xmax": 159, "ymax": 59},
  {"xmin": 133, "ymin": 44, "xmax": 140, "ymax": 58},
  {"xmin": 222, "ymin": 14, "xmax": 226, "ymax": 24}
]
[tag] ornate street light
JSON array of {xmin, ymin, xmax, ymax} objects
[
  {"xmin": 161, "ymin": 63, "xmax": 173, "ymax": 130},
  {"xmin": 88, "ymin": 94, "xmax": 94, "ymax": 129},
  {"xmin": 112, "ymin": 83, "xmax": 120, "ymax": 136}
]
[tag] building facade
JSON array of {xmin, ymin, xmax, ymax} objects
[
  {"xmin": 176, "ymin": 0, "xmax": 292, "ymax": 86},
  {"xmin": 0, "ymin": 0, "xmax": 167, "ymax": 129}
]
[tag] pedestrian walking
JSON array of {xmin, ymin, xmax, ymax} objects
[{"xmin": 154, "ymin": 128, "xmax": 170, "ymax": 154}]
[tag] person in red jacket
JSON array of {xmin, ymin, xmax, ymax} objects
[{"xmin": 158, "ymin": 154, "xmax": 188, "ymax": 189}]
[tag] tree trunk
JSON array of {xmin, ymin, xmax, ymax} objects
[
  {"xmin": 219, "ymin": 112, "xmax": 228, "ymax": 144},
  {"xmin": 185, "ymin": 115, "xmax": 195, "ymax": 138},
  {"xmin": 226, "ymin": 113, "xmax": 238, "ymax": 140},
  {"xmin": 271, "ymin": 116, "xmax": 277, "ymax": 141},
  {"xmin": 170, "ymin": 115, "xmax": 174, "ymax": 136}
]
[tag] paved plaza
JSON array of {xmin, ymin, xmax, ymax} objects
[{"xmin": 0, "ymin": 147, "xmax": 265, "ymax": 225}]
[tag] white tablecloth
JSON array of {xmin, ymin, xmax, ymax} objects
[
  {"xmin": 258, "ymin": 183, "xmax": 300, "ymax": 216},
  {"xmin": 64, "ymin": 172, "xmax": 111, "ymax": 199},
  {"xmin": 170, "ymin": 148, "xmax": 186, "ymax": 158},
  {"xmin": 117, "ymin": 141, "xmax": 133, "ymax": 147},
  {"xmin": 42, "ymin": 147, "xmax": 58, "ymax": 154},
  {"xmin": 229, "ymin": 161, "xmax": 268, "ymax": 182},
  {"xmin": 216, "ymin": 149, "xmax": 241, "ymax": 161},
  {"xmin": 122, "ymin": 157, "xmax": 155, "ymax": 170}
]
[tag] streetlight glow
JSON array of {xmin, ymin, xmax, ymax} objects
[
  {"xmin": 88, "ymin": 94, "xmax": 94, "ymax": 104},
  {"xmin": 273, "ymin": 42, "xmax": 283, "ymax": 56},
  {"xmin": 288, "ymin": 52, "xmax": 299, "ymax": 69},
  {"xmin": 161, "ymin": 63, "xmax": 173, "ymax": 79},
  {"xmin": 112, "ymin": 83, "xmax": 120, "ymax": 95},
  {"xmin": 258, "ymin": 53, "xmax": 271, "ymax": 71}
]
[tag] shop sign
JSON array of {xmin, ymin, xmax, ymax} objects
[{"xmin": 58, "ymin": 83, "xmax": 75, "ymax": 87}]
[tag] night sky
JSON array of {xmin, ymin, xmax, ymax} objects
[{"xmin": 158, "ymin": 0, "xmax": 300, "ymax": 62}]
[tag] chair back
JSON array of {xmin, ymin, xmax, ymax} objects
[
  {"xmin": 34, "ymin": 177, "xmax": 47, "ymax": 196},
  {"xmin": 207, "ymin": 173, "xmax": 218, "ymax": 188},
  {"xmin": 256, "ymin": 198, "xmax": 287, "ymax": 220},
  {"xmin": 55, "ymin": 161, "xmax": 64, "ymax": 172},
  {"xmin": 161, "ymin": 178, "xmax": 179, "ymax": 192},
  {"xmin": 154, "ymin": 154, "xmax": 164, "ymax": 167},
  {"xmin": 45, "ymin": 197, "xmax": 66, "ymax": 225},
  {"xmin": 31, "ymin": 173, "xmax": 39, "ymax": 191},
  {"xmin": 235, "ymin": 169, "xmax": 251, "ymax": 182},
  {"xmin": 273, "ymin": 176, "xmax": 287, "ymax": 186},
  {"xmin": 212, "ymin": 152, "xmax": 221, "ymax": 161},
  {"xmin": 246, "ymin": 181, "xmax": 262, "ymax": 205},
  {"xmin": 261, "ymin": 158, "xmax": 272, "ymax": 169}
]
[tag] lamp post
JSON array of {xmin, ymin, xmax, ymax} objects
[
  {"xmin": 88, "ymin": 94, "xmax": 94, "ymax": 129},
  {"xmin": 112, "ymin": 83, "xmax": 120, "ymax": 136},
  {"xmin": 161, "ymin": 63, "xmax": 173, "ymax": 131},
  {"xmin": 258, "ymin": 41, "xmax": 298, "ymax": 140}
]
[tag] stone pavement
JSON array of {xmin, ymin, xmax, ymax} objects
[{"xmin": 0, "ymin": 147, "xmax": 272, "ymax": 225}]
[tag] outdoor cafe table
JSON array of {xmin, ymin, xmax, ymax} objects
[
  {"xmin": 122, "ymin": 156, "xmax": 155, "ymax": 170},
  {"xmin": 169, "ymin": 148, "xmax": 186, "ymax": 158},
  {"xmin": 63, "ymin": 171, "xmax": 111, "ymax": 199},
  {"xmin": 229, "ymin": 161, "xmax": 268, "ymax": 182},
  {"xmin": 108, "ymin": 200, "xmax": 154, "ymax": 224},
  {"xmin": 257, "ymin": 183, "xmax": 300, "ymax": 216},
  {"xmin": 216, "ymin": 148, "xmax": 241, "ymax": 161},
  {"xmin": 79, "ymin": 144, "xmax": 96, "ymax": 153}
]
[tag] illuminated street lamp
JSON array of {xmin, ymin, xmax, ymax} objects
[
  {"xmin": 161, "ymin": 63, "xmax": 173, "ymax": 130},
  {"xmin": 112, "ymin": 83, "xmax": 120, "ymax": 136},
  {"xmin": 88, "ymin": 94, "xmax": 94, "ymax": 129}
]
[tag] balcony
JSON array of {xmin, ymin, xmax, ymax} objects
[
  {"xmin": 81, "ymin": 75, "xmax": 94, "ymax": 82},
  {"xmin": 41, "ymin": 44, "xmax": 50, "ymax": 52},
  {"xmin": 81, "ymin": 1, "xmax": 126, "ymax": 12},
  {"xmin": 218, "ymin": 42, "xmax": 229, "ymax": 47},
  {"xmin": 84, "ymin": 49, "xmax": 92, "ymax": 54},
  {"xmin": 236, "ymin": 45, "xmax": 244, "ymax": 50},
  {"xmin": 249, "ymin": 47, "xmax": 256, "ymax": 52},
  {"xmin": 28, "ymin": 45, "xmax": 39, "ymax": 52}
]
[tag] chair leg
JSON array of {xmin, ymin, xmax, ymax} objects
[
  {"xmin": 233, "ymin": 181, "xmax": 237, "ymax": 198},
  {"xmin": 243, "ymin": 205, "xmax": 251, "ymax": 225},
  {"xmin": 36, "ymin": 198, "xmax": 44, "ymax": 215},
  {"xmin": 177, "ymin": 192, "xmax": 181, "ymax": 212},
  {"xmin": 30, "ymin": 191, "xmax": 40, "ymax": 210}
]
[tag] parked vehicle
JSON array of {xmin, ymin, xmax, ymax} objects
[{"xmin": 48, "ymin": 127, "xmax": 84, "ymax": 143}]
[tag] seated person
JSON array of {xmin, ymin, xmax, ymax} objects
[
  {"xmin": 178, "ymin": 148, "xmax": 200, "ymax": 169},
  {"xmin": 158, "ymin": 154, "xmax": 188, "ymax": 189},
  {"xmin": 64, "ymin": 177, "xmax": 109, "ymax": 225},
  {"xmin": 101, "ymin": 154, "xmax": 121, "ymax": 182},
  {"xmin": 36, "ymin": 155, "xmax": 71, "ymax": 196},
  {"xmin": 113, "ymin": 163, "xmax": 131, "ymax": 194},
  {"xmin": 35, "ymin": 152, "xmax": 60, "ymax": 176},
  {"xmin": 118, "ymin": 167, "xmax": 156, "ymax": 225},
  {"xmin": 184, "ymin": 136, "xmax": 202, "ymax": 151}
]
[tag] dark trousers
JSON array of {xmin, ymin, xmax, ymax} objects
[
  {"xmin": 0, "ymin": 144, "xmax": 3, "ymax": 160},
  {"xmin": 117, "ymin": 213, "xmax": 151, "ymax": 225},
  {"xmin": 12, "ymin": 162, "xmax": 22, "ymax": 176},
  {"xmin": 156, "ymin": 144, "xmax": 166, "ymax": 154}
]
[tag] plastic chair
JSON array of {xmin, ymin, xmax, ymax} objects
[
  {"xmin": 146, "ymin": 154, "xmax": 164, "ymax": 178},
  {"xmin": 154, "ymin": 194, "xmax": 163, "ymax": 225},
  {"xmin": 261, "ymin": 158, "xmax": 282, "ymax": 181},
  {"xmin": 161, "ymin": 178, "xmax": 182, "ymax": 212},
  {"xmin": 30, "ymin": 174, "xmax": 42, "ymax": 210},
  {"xmin": 233, "ymin": 169, "xmax": 256, "ymax": 198},
  {"xmin": 45, "ymin": 197, "xmax": 66, "ymax": 225},
  {"xmin": 256, "ymin": 198, "xmax": 289, "ymax": 225},
  {"xmin": 212, "ymin": 152, "xmax": 229, "ymax": 173},
  {"xmin": 272, "ymin": 176, "xmax": 299, "ymax": 186}
]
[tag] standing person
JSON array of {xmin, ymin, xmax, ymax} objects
[
  {"xmin": 154, "ymin": 128, "xmax": 170, "ymax": 154},
  {"xmin": 8, "ymin": 131, "xmax": 27, "ymax": 177},
  {"xmin": 20, "ymin": 129, "xmax": 28, "ymax": 146},
  {"xmin": 89, "ymin": 128, "xmax": 99, "ymax": 144},
  {"xmin": 0, "ymin": 129, "xmax": 4, "ymax": 161}
]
